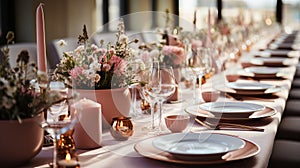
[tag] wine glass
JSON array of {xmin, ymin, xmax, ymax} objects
[
  {"xmin": 185, "ymin": 47, "xmax": 212, "ymax": 104},
  {"xmin": 140, "ymin": 62, "xmax": 176, "ymax": 134},
  {"xmin": 40, "ymin": 75, "xmax": 80, "ymax": 168},
  {"xmin": 139, "ymin": 61, "xmax": 159, "ymax": 133}
]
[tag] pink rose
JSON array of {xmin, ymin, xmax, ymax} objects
[
  {"xmin": 70, "ymin": 66, "xmax": 84, "ymax": 79},
  {"xmin": 109, "ymin": 55, "xmax": 126, "ymax": 76},
  {"xmin": 168, "ymin": 35, "xmax": 184, "ymax": 48},
  {"xmin": 162, "ymin": 45, "xmax": 185, "ymax": 65},
  {"xmin": 109, "ymin": 48, "xmax": 115, "ymax": 55},
  {"xmin": 103, "ymin": 63, "xmax": 111, "ymax": 71}
]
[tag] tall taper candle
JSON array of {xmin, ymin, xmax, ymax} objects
[
  {"xmin": 36, "ymin": 3, "xmax": 47, "ymax": 72},
  {"xmin": 193, "ymin": 10, "xmax": 197, "ymax": 31},
  {"xmin": 206, "ymin": 8, "xmax": 212, "ymax": 47}
]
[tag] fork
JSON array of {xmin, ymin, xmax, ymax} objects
[{"xmin": 195, "ymin": 118, "xmax": 264, "ymax": 132}]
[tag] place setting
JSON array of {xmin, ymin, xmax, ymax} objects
[
  {"xmin": 268, "ymin": 42, "xmax": 300, "ymax": 50},
  {"xmin": 214, "ymin": 81, "xmax": 282, "ymax": 96},
  {"xmin": 134, "ymin": 132, "xmax": 260, "ymax": 165},
  {"xmin": 184, "ymin": 101, "xmax": 277, "ymax": 121},
  {"xmin": 253, "ymin": 50, "xmax": 300, "ymax": 58},
  {"xmin": 249, "ymin": 57, "xmax": 298, "ymax": 67},
  {"xmin": 238, "ymin": 66, "xmax": 288, "ymax": 79}
]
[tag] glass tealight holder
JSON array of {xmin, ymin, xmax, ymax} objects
[
  {"xmin": 110, "ymin": 117, "xmax": 133, "ymax": 141},
  {"xmin": 57, "ymin": 129, "xmax": 80, "ymax": 168},
  {"xmin": 57, "ymin": 151, "xmax": 80, "ymax": 168}
]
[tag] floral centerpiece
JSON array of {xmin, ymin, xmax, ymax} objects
[
  {"xmin": 0, "ymin": 31, "xmax": 66, "ymax": 166},
  {"xmin": 53, "ymin": 20, "xmax": 138, "ymax": 90},
  {"xmin": 53, "ymin": 20, "xmax": 138, "ymax": 126},
  {"xmin": 0, "ymin": 32, "xmax": 64, "ymax": 121}
]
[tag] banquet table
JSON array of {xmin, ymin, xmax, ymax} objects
[{"xmin": 23, "ymin": 32, "xmax": 299, "ymax": 168}]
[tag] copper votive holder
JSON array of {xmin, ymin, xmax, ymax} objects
[
  {"xmin": 57, "ymin": 151, "xmax": 80, "ymax": 168},
  {"xmin": 57, "ymin": 129, "xmax": 80, "ymax": 168},
  {"xmin": 110, "ymin": 117, "xmax": 133, "ymax": 141}
]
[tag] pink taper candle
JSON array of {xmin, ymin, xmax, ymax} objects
[
  {"xmin": 206, "ymin": 8, "xmax": 212, "ymax": 47},
  {"xmin": 36, "ymin": 3, "xmax": 47, "ymax": 72},
  {"xmin": 193, "ymin": 10, "xmax": 197, "ymax": 31}
]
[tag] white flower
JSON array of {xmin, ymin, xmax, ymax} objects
[
  {"xmin": 6, "ymin": 85, "xmax": 17, "ymax": 97},
  {"xmin": 95, "ymin": 74, "xmax": 101, "ymax": 83},
  {"xmin": 57, "ymin": 39, "xmax": 67, "ymax": 47},
  {"xmin": 135, "ymin": 59, "xmax": 146, "ymax": 71},
  {"xmin": 128, "ymin": 48, "xmax": 135, "ymax": 57},
  {"xmin": 89, "ymin": 62, "xmax": 101, "ymax": 71},
  {"xmin": 74, "ymin": 45, "xmax": 84, "ymax": 54},
  {"xmin": 87, "ymin": 55, "xmax": 95, "ymax": 62},
  {"xmin": 2, "ymin": 96, "xmax": 14, "ymax": 109},
  {"xmin": 119, "ymin": 34, "xmax": 128, "ymax": 43},
  {"xmin": 91, "ymin": 44, "xmax": 98, "ymax": 51}
]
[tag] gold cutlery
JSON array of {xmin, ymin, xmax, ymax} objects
[{"xmin": 195, "ymin": 118, "xmax": 264, "ymax": 132}]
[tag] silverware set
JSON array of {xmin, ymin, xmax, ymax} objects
[{"xmin": 195, "ymin": 118, "xmax": 264, "ymax": 132}]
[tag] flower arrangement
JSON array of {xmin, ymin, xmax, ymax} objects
[
  {"xmin": 138, "ymin": 9, "xmax": 185, "ymax": 68},
  {"xmin": 0, "ymin": 32, "xmax": 64, "ymax": 121},
  {"xmin": 54, "ymin": 20, "xmax": 138, "ymax": 90}
]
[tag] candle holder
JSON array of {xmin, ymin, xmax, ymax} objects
[
  {"xmin": 110, "ymin": 117, "xmax": 133, "ymax": 141},
  {"xmin": 140, "ymin": 99, "xmax": 150, "ymax": 111},
  {"xmin": 57, "ymin": 129, "xmax": 80, "ymax": 168},
  {"xmin": 57, "ymin": 151, "xmax": 80, "ymax": 168}
]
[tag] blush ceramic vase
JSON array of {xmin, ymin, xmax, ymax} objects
[
  {"xmin": 0, "ymin": 113, "xmax": 44, "ymax": 167},
  {"xmin": 70, "ymin": 88, "xmax": 131, "ymax": 128}
]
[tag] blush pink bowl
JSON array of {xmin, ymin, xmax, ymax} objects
[
  {"xmin": 226, "ymin": 74, "xmax": 240, "ymax": 82},
  {"xmin": 202, "ymin": 91, "xmax": 220, "ymax": 102},
  {"xmin": 165, "ymin": 115, "xmax": 190, "ymax": 133}
]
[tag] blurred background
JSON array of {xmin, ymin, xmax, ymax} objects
[{"xmin": 0, "ymin": 0, "xmax": 299, "ymax": 60}]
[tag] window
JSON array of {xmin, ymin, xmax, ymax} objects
[{"xmin": 179, "ymin": 0, "xmax": 217, "ymax": 31}]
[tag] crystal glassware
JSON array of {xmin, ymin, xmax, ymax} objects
[
  {"xmin": 185, "ymin": 47, "xmax": 212, "ymax": 104},
  {"xmin": 40, "ymin": 73, "xmax": 80, "ymax": 168},
  {"xmin": 140, "ymin": 62, "xmax": 176, "ymax": 134}
]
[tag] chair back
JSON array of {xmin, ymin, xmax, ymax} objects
[
  {"xmin": 48, "ymin": 37, "xmax": 78, "ymax": 68},
  {"xmin": 0, "ymin": 43, "xmax": 37, "ymax": 67}
]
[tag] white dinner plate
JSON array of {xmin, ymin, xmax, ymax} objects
[
  {"xmin": 214, "ymin": 83, "xmax": 282, "ymax": 95},
  {"xmin": 198, "ymin": 102, "xmax": 265, "ymax": 118},
  {"xmin": 269, "ymin": 43, "xmax": 300, "ymax": 50},
  {"xmin": 245, "ymin": 67, "xmax": 281, "ymax": 75},
  {"xmin": 152, "ymin": 133, "xmax": 245, "ymax": 161},
  {"xmin": 134, "ymin": 133, "xmax": 260, "ymax": 165},
  {"xmin": 250, "ymin": 57, "xmax": 297, "ymax": 67},
  {"xmin": 254, "ymin": 50, "xmax": 300, "ymax": 58},
  {"xmin": 239, "ymin": 67, "xmax": 286, "ymax": 79},
  {"xmin": 185, "ymin": 105, "xmax": 277, "ymax": 120},
  {"xmin": 226, "ymin": 82, "xmax": 274, "ymax": 91}
]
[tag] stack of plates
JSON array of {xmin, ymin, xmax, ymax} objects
[
  {"xmin": 254, "ymin": 50, "xmax": 300, "ymax": 58},
  {"xmin": 185, "ymin": 101, "xmax": 276, "ymax": 120},
  {"xmin": 250, "ymin": 57, "xmax": 297, "ymax": 67},
  {"xmin": 268, "ymin": 43, "xmax": 300, "ymax": 50},
  {"xmin": 217, "ymin": 81, "xmax": 281, "ymax": 95},
  {"xmin": 198, "ymin": 102, "xmax": 265, "ymax": 118},
  {"xmin": 134, "ymin": 133, "xmax": 260, "ymax": 164},
  {"xmin": 243, "ymin": 66, "xmax": 283, "ymax": 78}
]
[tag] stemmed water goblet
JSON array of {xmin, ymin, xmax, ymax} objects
[
  {"xmin": 140, "ymin": 61, "xmax": 176, "ymax": 134},
  {"xmin": 185, "ymin": 47, "xmax": 212, "ymax": 104},
  {"xmin": 40, "ymin": 73, "xmax": 80, "ymax": 168}
]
